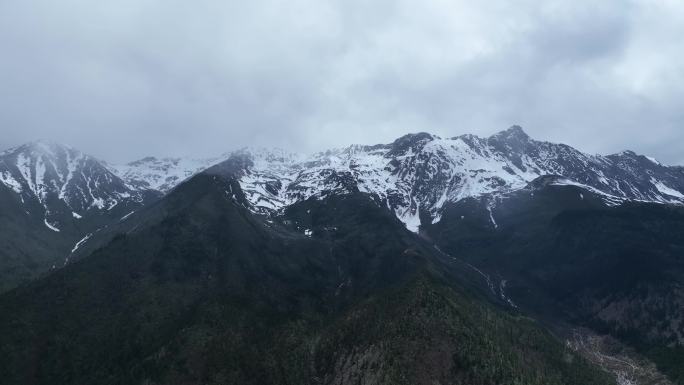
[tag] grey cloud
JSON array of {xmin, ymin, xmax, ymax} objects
[{"xmin": 0, "ymin": 0, "xmax": 682, "ymax": 165}]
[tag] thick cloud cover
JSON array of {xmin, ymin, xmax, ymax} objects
[{"xmin": 1, "ymin": 0, "xmax": 682, "ymax": 164}]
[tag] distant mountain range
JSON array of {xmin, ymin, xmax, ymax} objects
[
  {"xmin": 1, "ymin": 126, "xmax": 683, "ymax": 384},
  {"xmin": 4, "ymin": 126, "xmax": 682, "ymax": 236},
  {"xmin": 112, "ymin": 126, "xmax": 684, "ymax": 231}
]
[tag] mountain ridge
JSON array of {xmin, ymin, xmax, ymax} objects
[
  {"xmin": 3, "ymin": 127, "xmax": 684, "ymax": 235},
  {"xmin": 111, "ymin": 126, "xmax": 684, "ymax": 232}
]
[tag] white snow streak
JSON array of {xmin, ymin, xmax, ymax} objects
[
  {"xmin": 651, "ymin": 179, "xmax": 684, "ymax": 199},
  {"xmin": 71, "ymin": 233, "xmax": 93, "ymax": 253},
  {"xmin": 44, "ymin": 218, "xmax": 60, "ymax": 232}
]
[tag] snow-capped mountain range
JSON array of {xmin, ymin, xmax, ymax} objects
[
  {"xmin": 3, "ymin": 126, "xmax": 684, "ymax": 233},
  {"xmin": 233, "ymin": 126, "xmax": 684, "ymax": 230},
  {"xmin": 106, "ymin": 156, "xmax": 225, "ymax": 192},
  {"xmin": 0, "ymin": 141, "xmax": 153, "ymax": 233}
]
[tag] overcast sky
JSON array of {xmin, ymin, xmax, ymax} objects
[{"xmin": 1, "ymin": 0, "xmax": 683, "ymax": 164}]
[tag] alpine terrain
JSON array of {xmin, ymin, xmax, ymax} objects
[
  {"xmin": 0, "ymin": 141, "xmax": 160, "ymax": 292},
  {"xmin": 113, "ymin": 126, "xmax": 684, "ymax": 231},
  {"xmin": 0, "ymin": 126, "xmax": 683, "ymax": 385}
]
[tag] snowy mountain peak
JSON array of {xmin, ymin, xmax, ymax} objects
[
  {"xmin": 233, "ymin": 147, "xmax": 305, "ymax": 165},
  {"xmin": 387, "ymin": 132, "xmax": 436, "ymax": 156},
  {"xmin": 10, "ymin": 140, "xmax": 80, "ymax": 169},
  {"xmin": 492, "ymin": 125, "xmax": 529, "ymax": 139},
  {"xmin": 1, "ymin": 140, "xmax": 88, "ymax": 197},
  {"xmin": 111, "ymin": 148, "xmax": 306, "ymax": 193},
  {"xmin": 110, "ymin": 155, "xmax": 224, "ymax": 192},
  {"xmin": 128, "ymin": 156, "xmax": 164, "ymax": 166},
  {"xmin": 0, "ymin": 141, "xmax": 150, "ymax": 232}
]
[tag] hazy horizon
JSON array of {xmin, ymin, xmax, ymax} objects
[
  {"xmin": 2, "ymin": 125, "xmax": 682, "ymax": 167},
  {"xmin": 2, "ymin": 1, "xmax": 683, "ymax": 164}
]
